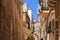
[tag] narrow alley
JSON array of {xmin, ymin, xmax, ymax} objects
[{"xmin": 0, "ymin": 0, "xmax": 60, "ymax": 40}]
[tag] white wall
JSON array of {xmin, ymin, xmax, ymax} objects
[
  {"xmin": 23, "ymin": 3, "xmax": 28, "ymax": 12},
  {"xmin": 28, "ymin": 9, "xmax": 32, "ymax": 21}
]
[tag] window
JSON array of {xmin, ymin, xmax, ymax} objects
[
  {"xmin": 56, "ymin": 21, "xmax": 58, "ymax": 29},
  {"xmin": 27, "ymin": 21, "xmax": 30, "ymax": 29},
  {"xmin": 49, "ymin": 22, "xmax": 51, "ymax": 30},
  {"xmin": 47, "ymin": 21, "xmax": 51, "ymax": 33},
  {"xmin": 33, "ymin": 26, "xmax": 34, "ymax": 33},
  {"xmin": 51, "ymin": 19, "xmax": 54, "ymax": 34}
]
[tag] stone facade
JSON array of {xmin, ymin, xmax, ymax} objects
[
  {"xmin": 0, "ymin": 0, "xmax": 24, "ymax": 40},
  {"xmin": 48, "ymin": 0, "xmax": 60, "ymax": 40}
]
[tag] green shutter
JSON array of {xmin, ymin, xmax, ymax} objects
[{"xmin": 41, "ymin": 6, "xmax": 49, "ymax": 10}]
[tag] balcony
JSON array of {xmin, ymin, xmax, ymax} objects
[
  {"xmin": 41, "ymin": 6, "xmax": 49, "ymax": 11},
  {"xmin": 48, "ymin": 0, "xmax": 56, "ymax": 7}
]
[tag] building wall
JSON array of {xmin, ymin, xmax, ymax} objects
[
  {"xmin": 47, "ymin": 0, "xmax": 60, "ymax": 40},
  {"xmin": 22, "ymin": 7, "xmax": 32, "ymax": 40},
  {"xmin": 43, "ymin": 10, "xmax": 55, "ymax": 40},
  {"xmin": 55, "ymin": 0, "xmax": 60, "ymax": 40},
  {"xmin": 49, "ymin": 10, "xmax": 55, "ymax": 40},
  {"xmin": 59, "ymin": 0, "xmax": 60, "ymax": 40},
  {"xmin": 0, "ymin": 0, "xmax": 24, "ymax": 40}
]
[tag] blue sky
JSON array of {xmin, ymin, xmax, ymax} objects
[{"xmin": 24, "ymin": 0, "xmax": 38, "ymax": 20}]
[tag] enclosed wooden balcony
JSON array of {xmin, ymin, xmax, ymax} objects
[{"xmin": 48, "ymin": 0, "xmax": 56, "ymax": 7}]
